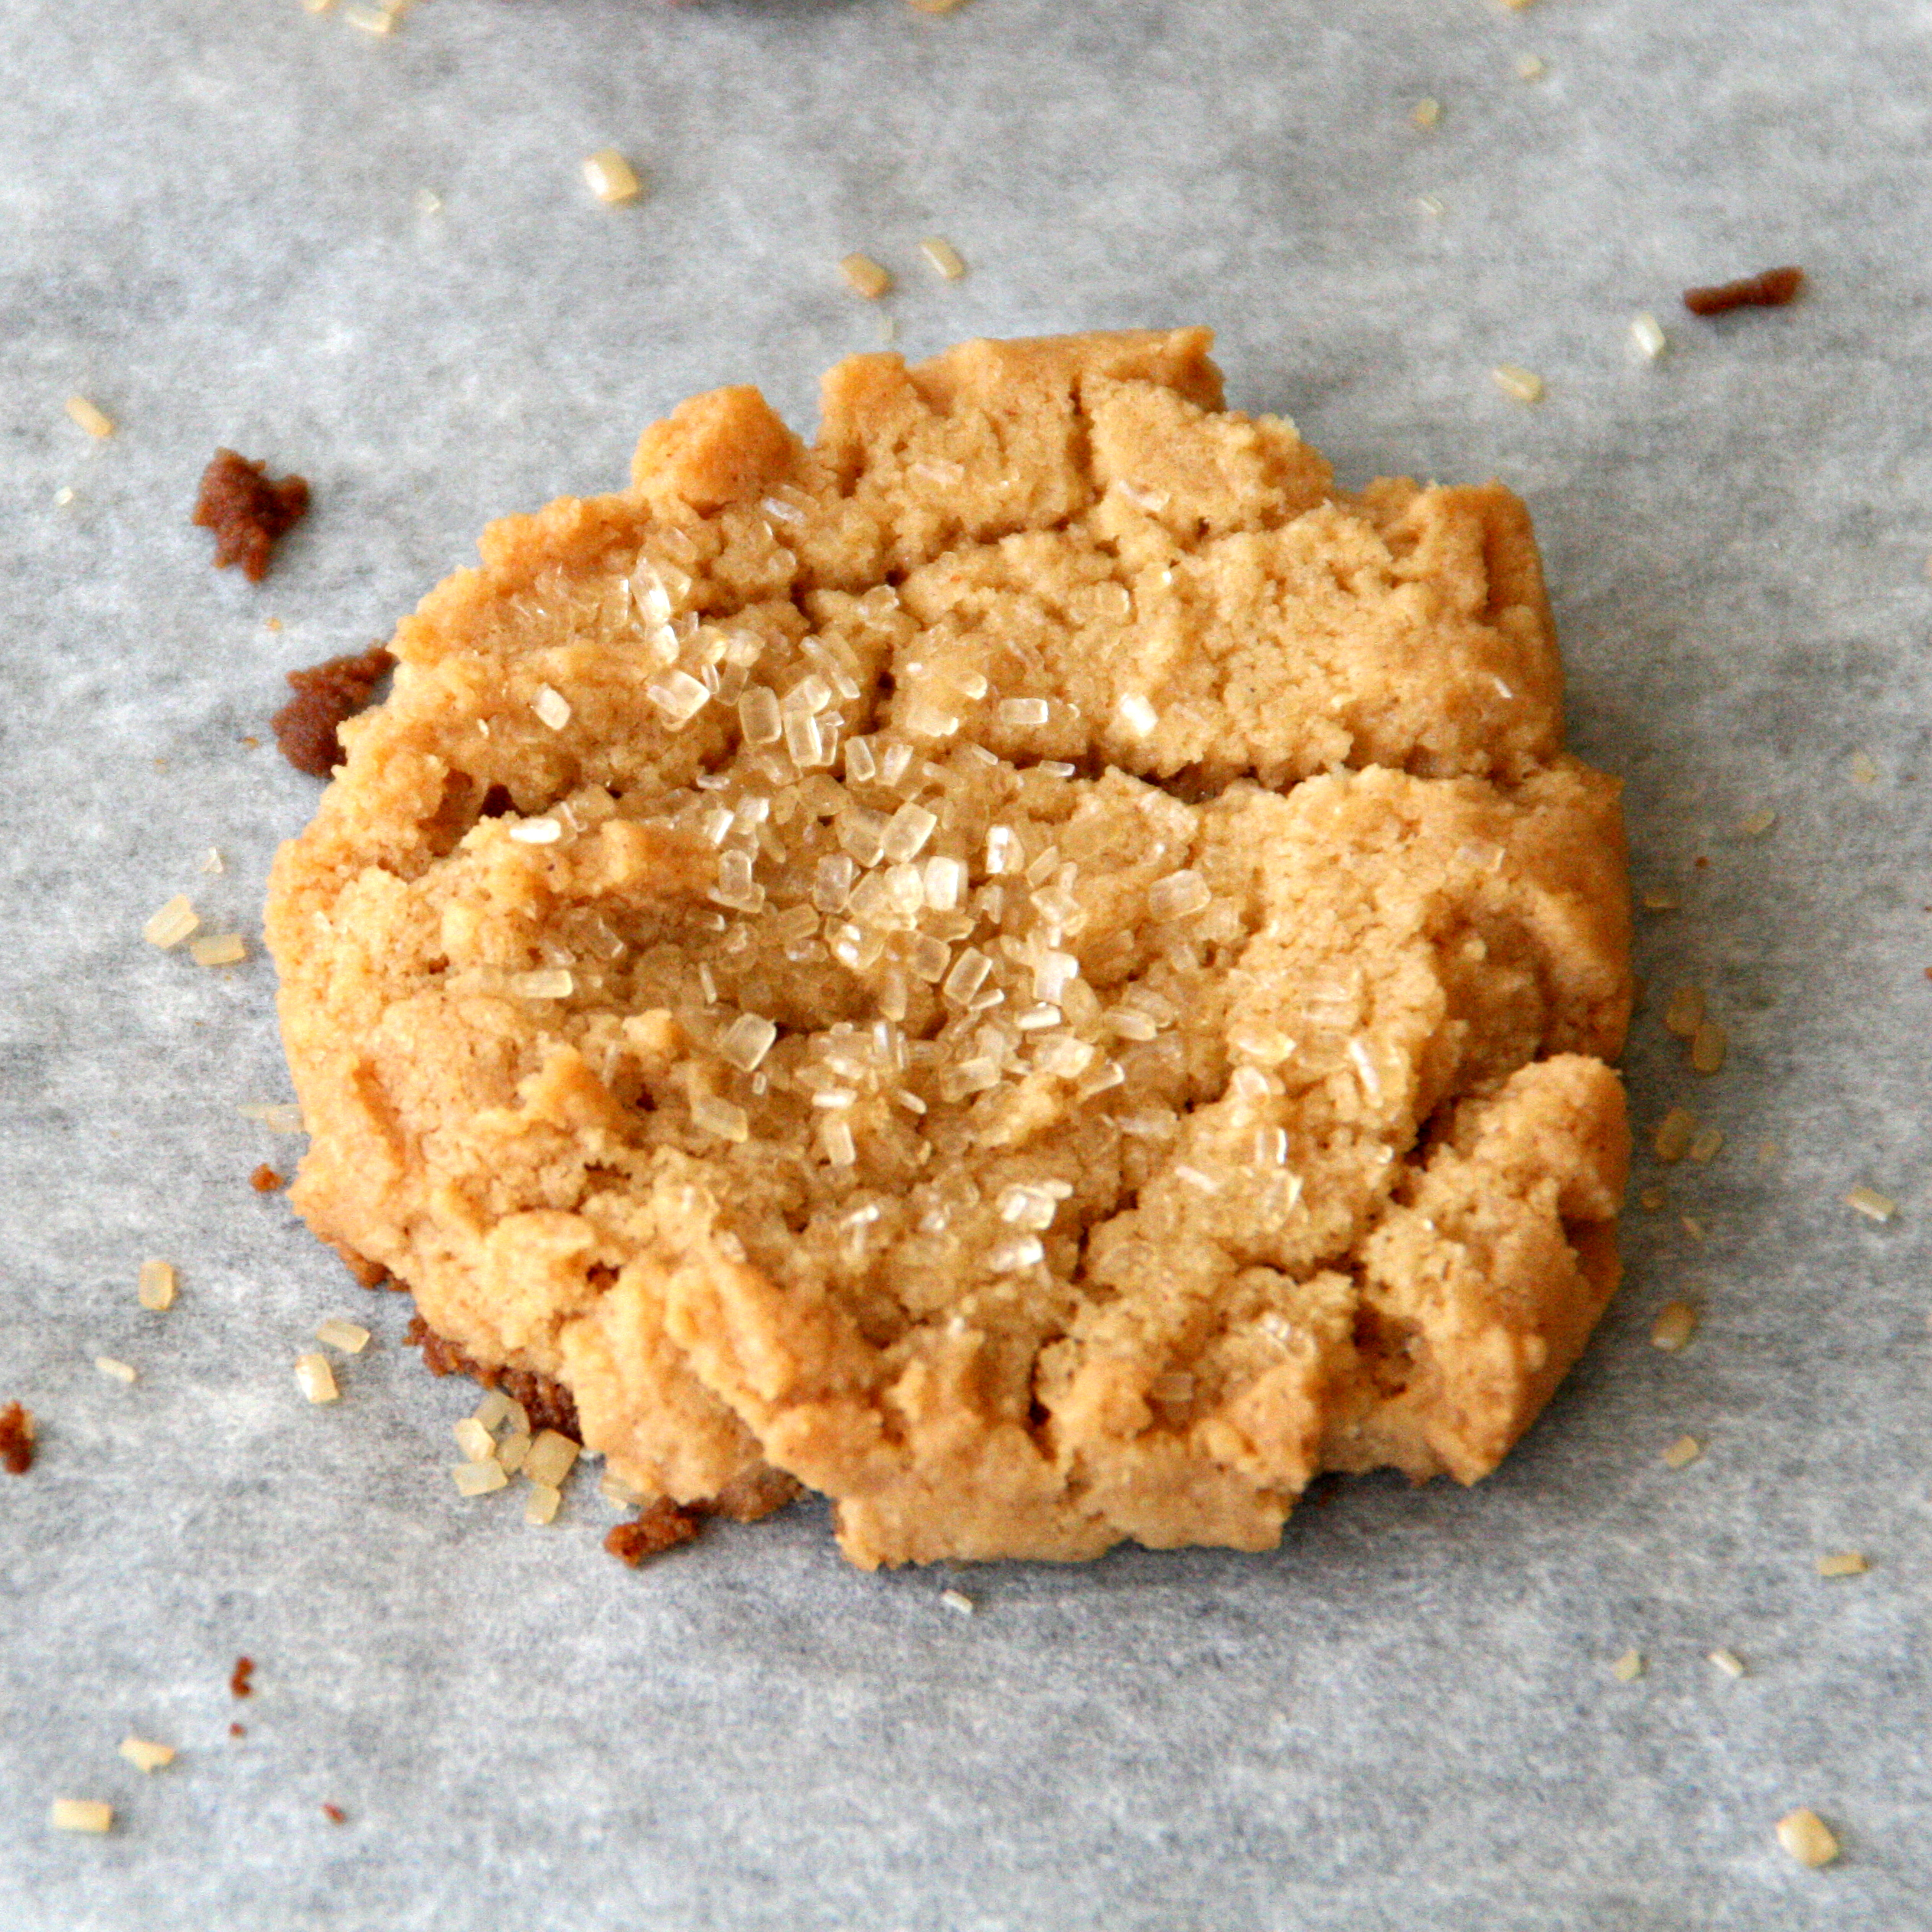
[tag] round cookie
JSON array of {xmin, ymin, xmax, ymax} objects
[{"xmin": 266, "ymin": 330, "xmax": 1632, "ymax": 1568}]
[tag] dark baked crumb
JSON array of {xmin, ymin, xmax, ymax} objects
[
  {"xmin": 273, "ymin": 645, "xmax": 394, "ymax": 779},
  {"xmin": 193, "ymin": 449, "xmax": 311, "ymax": 583},
  {"xmin": 403, "ymin": 1314, "xmax": 581, "ymax": 1439},
  {"xmin": 229, "ymin": 1722, "xmax": 246, "ymax": 1738},
  {"xmin": 1683, "ymin": 266, "xmax": 1804, "ymax": 316},
  {"xmin": 230, "ymin": 1656, "xmax": 255, "ymax": 1699},
  {"xmin": 0, "ymin": 1402, "xmax": 34, "ymax": 1476},
  {"xmin": 703, "ymin": 1464, "xmax": 806, "ymax": 1522},
  {"xmin": 250, "ymin": 1163, "xmax": 285, "ymax": 1193},
  {"xmin": 329, "ymin": 1241, "xmax": 393, "ymax": 1290},
  {"xmin": 321, "ymin": 1803, "xmax": 347, "ymax": 1825},
  {"xmin": 605, "ymin": 1500, "xmax": 703, "ymax": 1566}
]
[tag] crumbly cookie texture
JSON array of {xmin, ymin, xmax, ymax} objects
[{"xmin": 266, "ymin": 329, "xmax": 1632, "ymax": 1568}]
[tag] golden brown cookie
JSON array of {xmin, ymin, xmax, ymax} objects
[{"xmin": 266, "ymin": 330, "xmax": 1632, "ymax": 1568}]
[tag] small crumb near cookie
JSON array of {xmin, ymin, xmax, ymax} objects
[
  {"xmin": 1687, "ymin": 1127, "xmax": 1724, "ymax": 1165},
  {"xmin": 190, "ymin": 933, "xmax": 247, "ymax": 968},
  {"xmin": 1654, "ymin": 1108, "xmax": 1697, "ymax": 1162},
  {"xmin": 605, "ymin": 1500, "xmax": 702, "ymax": 1565},
  {"xmin": 1650, "ymin": 1301, "xmax": 1698, "ymax": 1351},
  {"xmin": 1684, "ymin": 266, "xmax": 1803, "ymax": 316},
  {"xmin": 1663, "ymin": 984, "xmax": 1705, "ymax": 1038},
  {"xmin": 1689, "ymin": 1022, "xmax": 1726, "ymax": 1074},
  {"xmin": 315, "ymin": 1319, "xmax": 370, "ymax": 1354},
  {"xmin": 137, "ymin": 1259, "xmax": 177, "ymax": 1312},
  {"xmin": 582, "ymin": 149, "xmax": 645, "ymax": 206},
  {"xmin": 1490, "ymin": 364, "xmax": 1542, "ymax": 403},
  {"xmin": 294, "ymin": 1353, "xmax": 338, "ymax": 1403},
  {"xmin": 250, "ymin": 1164, "xmax": 285, "ymax": 1193},
  {"xmin": 65, "ymin": 396, "xmax": 115, "ymax": 439},
  {"xmin": 919, "ymin": 238, "xmax": 968, "ymax": 282},
  {"xmin": 50, "ymin": 1799, "xmax": 113, "ymax": 1834},
  {"xmin": 1774, "ymin": 1808, "xmax": 1839, "ymax": 1868},
  {"xmin": 0, "ymin": 1402, "xmax": 35, "ymax": 1475},
  {"xmin": 230, "ymin": 1656, "xmax": 255, "ymax": 1698},
  {"xmin": 193, "ymin": 449, "xmax": 309, "ymax": 583},
  {"xmin": 1845, "ymin": 1186, "xmax": 1894, "ymax": 1224},
  {"xmin": 119, "ymin": 1737, "xmax": 175, "ymax": 1774},
  {"xmin": 1637, "ymin": 1185, "xmax": 1666, "ymax": 1212},
  {"xmin": 143, "ymin": 895, "xmax": 201, "ymax": 948},
  {"xmin": 840, "ymin": 253, "xmax": 893, "ymax": 300},
  {"xmin": 1611, "ymin": 1649, "xmax": 1643, "ymax": 1682},
  {"xmin": 1816, "ymin": 1550, "xmax": 1868, "ymax": 1578},
  {"xmin": 321, "ymin": 1802, "xmax": 348, "ymax": 1825},
  {"xmin": 1662, "ymin": 1434, "xmax": 1702, "ymax": 1468},
  {"xmin": 95, "ymin": 1356, "xmax": 137, "ymax": 1385},
  {"xmin": 1708, "ymin": 1649, "xmax": 1746, "ymax": 1679},
  {"xmin": 272, "ymin": 645, "xmax": 394, "ymax": 778},
  {"xmin": 229, "ymin": 1720, "xmax": 246, "ymax": 1737},
  {"xmin": 452, "ymin": 1459, "xmax": 508, "ymax": 1496}
]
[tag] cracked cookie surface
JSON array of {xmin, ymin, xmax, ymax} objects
[{"xmin": 267, "ymin": 329, "xmax": 1631, "ymax": 1568}]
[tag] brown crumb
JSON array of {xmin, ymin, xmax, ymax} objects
[
  {"xmin": 229, "ymin": 1722, "xmax": 246, "ymax": 1738},
  {"xmin": 230, "ymin": 1656, "xmax": 255, "ymax": 1699},
  {"xmin": 193, "ymin": 449, "xmax": 310, "ymax": 582},
  {"xmin": 605, "ymin": 1499, "xmax": 703, "ymax": 1566},
  {"xmin": 250, "ymin": 1163, "xmax": 285, "ymax": 1193},
  {"xmin": 404, "ymin": 1314, "xmax": 580, "ymax": 1438},
  {"xmin": 1683, "ymin": 266, "xmax": 1804, "ymax": 317},
  {"xmin": 272, "ymin": 645, "xmax": 394, "ymax": 778},
  {"xmin": 0, "ymin": 1402, "xmax": 34, "ymax": 1475},
  {"xmin": 321, "ymin": 1802, "xmax": 347, "ymax": 1825}
]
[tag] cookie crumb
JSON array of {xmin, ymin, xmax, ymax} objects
[
  {"xmin": 1637, "ymin": 1184, "xmax": 1667, "ymax": 1212},
  {"xmin": 294, "ymin": 1353, "xmax": 338, "ymax": 1403},
  {"xmin": 190, "ymin": 933, "xmax": 247, "ymax": 968},
  {"xmin": 1663, "ymin": 984, "xmax": 1705, "ymax": 1039},
  {"xmin": 1490, "ymin": 364, "xmax": 1543, "ymax": 403},
  {"xmin": 582, "ymin": 149, "xmax": 645, "ymax": 205},
  {"xmin": 605, "ymin": 1499, "xmax": 702, "ymax": 1565},
  {"xmin": 137, "ymin": 1259, "xmax": 178, "ymax": 1312},
  {"xmin": 1662, "ymin": 1434, "xmax": 1702, "ymax": 1468},
  {"xmin": 230, "ymin": 1656, "xmax": 255, "ymax": 1698},
  {"xmin": 1653, "ymin": 1107, "xmax": 1697, "ymax": 1163},
  {"xmin": 1708, "ymin": 1649, "xmax": 1747, "ymax": 1679},
  {"xmin": 839, "ymin": 253, "xmax": 893, "ymax": 300},
  {"xmin": 50, "ymin": 1799, "xmax": 113, "ymax": 1833},
  {"xmin": 321, "ymin": 1802, "xmax": 348, "ymax": 1824},
  {"xmin": 1411, "ymin": 96, "xmax": 1441, "ymax": 129},
  {"xmin": 65, "ymin": 396, "xmax": 115, "ymax": 439},
  {"xmin": 119, "ymin": 1737, "xmax": 175, "ymax": 1774},
  {"xmin": 1816, "ymin": 1550, "xmax": 1868, "ymax": 1578},
  {"xmin": 1611, "ymin": 1649, "xmax": 1643, "ymax": 1682},
  {"xmin": 250, "ymin": 1164, "xmax": 285, "ymax": 1193},
  {"xmin": 272, "ymin": 645, "xmax": 394, "ymax": 778},
  {"xmin": 230, "ymin": 1721, "xmax": 246, "ymax": 1737},
  {"xmin": 1650, "ymin": 1301, "xmax": 1699, "ymax": 1351},
  {"xmin": 95, "ymin": 1356, "xmax": 137, "ymax": 1385},
  {"xmin": 1845, "ymin": 1186, "xmax": 1895, "ymax": 1224},
  {"xmin": 1774, "ymin": 1808, "xmax": 1839, "ymax": 1868},
  {"xmin": 452, "ymin": 1459, "xmax": 508, "ymax": 1496},
  {"xmin": 143, "ymin": 895, "xmax": 201, "ymax": 948},
  {"xmin": 0, "ymin": 1402, "xmax": 35, "ymax": 1474},
  {"xmin": 1684, "ymin": 266, "xmax": 1803, "ymax": 316},
  {"xmin": 939, "ymin": 1587, "xmax": 976, "ymax": 1615},
  {"xmin": 193, "ymin": 449, "xmax": 309, "ymax": 583},
  {"xmin": 919, "ymin": 237, "xmax": 968, "ymax": 281},
  {"xmin": 1629, "ymin": 313, "xmax": 1667, "ymax": 361},
  {"xmin": 315, "ymin": 1319, "xmax": 370, "ymax": 1354},
  {"xmin": 1689, "ymin": 1022, "xmax": 1726, "ymax": 1074}
]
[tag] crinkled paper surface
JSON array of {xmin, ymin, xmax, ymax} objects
[{"xmin": 2, "ymin": 2, "xmax": 1928, "ymax": 1925}]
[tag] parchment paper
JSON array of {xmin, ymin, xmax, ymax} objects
[{"xmin": 2, "ymin": 2, "xmax": 1928, "ymax": 1925}]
